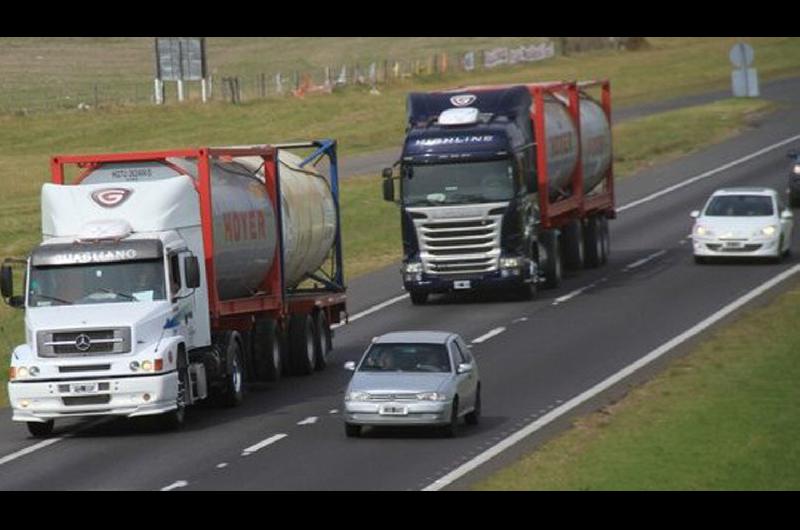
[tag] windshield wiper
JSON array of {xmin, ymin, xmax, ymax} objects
[
  {"xmin": 96, "ymin": 287, "xmax": 138, "ymax": 301},
  {"xmin": 34, "ymin": 293, "xmax": 73, "ymax": 305}
]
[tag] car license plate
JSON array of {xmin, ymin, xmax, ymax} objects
[
  {"xmin": 724, "ymin": 241, "xmax": 744, "ymax": 249},
  {"xmin": 71, "ymin": 383, "xmax": 98, "ymax": 394},
  {"xmin": 379, "ymin": 405, "xmax": 408, "ymax": 416},
  {"xmin": 453, "ymin": 280, "xmax": 471, "ymax": 290}
]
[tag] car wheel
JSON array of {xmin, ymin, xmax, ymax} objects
[
  {"xmin": 26, "ymin": 420, "xmax": 54, "ymax": 438},
  {"xmin": 465, "ymin": 386, "xmax": 481, "ymax": 426},
  {"xmin": 442, "ymin": 396, "xmax": 459, "ymax": 438},
  {"xmin": 345, "ymin": 423, "xmax": 361, "ymax": 438},
  {"xmin": 694, "ymin": 255, "xmax": 707, "ymax": 265}
]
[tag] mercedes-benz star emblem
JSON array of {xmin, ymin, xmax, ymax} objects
[{"xmin": 75, "ymin": 334, "xmax": 92, "ymax": 352}]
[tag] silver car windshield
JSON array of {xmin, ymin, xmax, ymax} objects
[
  {"xmin": 705, "ymin": 195, "xmax": 774, "ymax": 216},
  {"xmin": 359, "ymin": 343, "xmax": 452, "ymax": 373},
  {"xmin": 28, "ymin": 259, "xmax": 167, "ymax": 307}
]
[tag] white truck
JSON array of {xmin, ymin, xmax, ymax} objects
[{"xmin": 2, "ymin": 140, "xmax": 347, "ymax": 437}]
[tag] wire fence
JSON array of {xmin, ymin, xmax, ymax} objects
[{"xmin": 0, "ymin": 38, "xmax": 645, "ymax": 115}]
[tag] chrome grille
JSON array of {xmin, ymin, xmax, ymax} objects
[
  {"xmin": 367, "ymin": 393, "xmax": 419, "ymax": 401},
  {"xmin": 37, "ymin": 328, "xmax": 131, "ymax": 357},
  {"xmin": 416, "ymin": 213, "xmax": 502, "ymax": 276}
]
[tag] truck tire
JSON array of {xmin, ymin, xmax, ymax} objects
[
  {"xmin": 313, "ymin": 311, "xmax": 331, "ymax": 371},
  {"xmin": 790, "ymin": 192, "xmax": 800, "ymax": 208},
  {"xmin": 216, "ymin": 334, "xmax": 245, "ymax": 407},
  {"xmin": 26, "ymin": 420, "xmax": 54, "ymax": 438},
  {"xmin": 583, "ymin": 216, "xmax": 604, "ymax": 268},
  {"xmin": 289, "ymin": 314, "xmax": 315, "ymax": 376},
  {"xmin": 409, "ymin": 290, "xmax": 428, "ymax": 305},
  {"xmin": 562, "ymin": 219, "xmax": 585, "ymax": 270},
  {"xmin": 539, "ymin": 230, "xmax": 562, "ymax": 289},
  {"xmin": 600, "ymin": 216, "xmax": 610, "ymax": 265},
  {"xmin": 252, "ymin": 318, "xmax": 282, "ymax": 382}
]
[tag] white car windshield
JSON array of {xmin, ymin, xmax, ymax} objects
[
  {"xmin": 704, "ymin": 195, "xmax": 774, "ymax": 217},
  {"xmin": 359, "ymin": 343, "xmax": 451, "ymax": 373}
]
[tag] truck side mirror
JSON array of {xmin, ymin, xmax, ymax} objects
[
  {"xmin": 382, "ymin": 176, "xmax": 395, "ymax": 202},
  {"xmin": 184, "ymin": 256, "xmax": 200, "ymax": 289},
  {"xmin": 0, "ymin": 265, "xmax": 12, "ymax": 299}
]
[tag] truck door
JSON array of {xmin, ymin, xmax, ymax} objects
[{"xmin": 168, "ymin": 250, "xmax": 198, "ymax": 348}]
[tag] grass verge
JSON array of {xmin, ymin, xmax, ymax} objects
[{"xmin": 473, "ymin": 281, "xmax": 800, "ymax": 490}]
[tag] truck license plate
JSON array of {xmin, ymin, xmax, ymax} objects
[
  {"xmin": 71, "ymin": 383, "xmax": 98, "ymax": 394},
  {"xmin": 453, "ymin": 280, "xmax": 471, "ymax": 290},
  {"xmin": 379, "ymin": 405, "xmax": 408, "ymax": 416}
]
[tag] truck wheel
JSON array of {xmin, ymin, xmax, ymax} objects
[
  {"xmin": 220, "ymin": 335, "xmax": 245, "ymax": 407},
  {"xmin": 289, "ymin": 314, "xmax": 315, "ymax": 376},
  {"xmin": 562, "ymin": 219, "xmax": 585, "ymax": 270},
  {"xmin": 409, "ymin": 290, "xmax": 428, "ymax": 305},
  {"xmin": 160, "ymin": 363, "xmax": 187, "ymax": 430},
  {"xmin": 313, "ymin": 311, "xmax": 331, "ymax": 371},
  {"xmin": 583, "ymin": 216, "xmax": 603, "ymax": 268},
  {"xmin": 539, "ymin": 230, "xmax": 562, "ymax": 289},
  {"xmin": 253, "ymin": 318, "xmax": 282, "ymax": 382},
  {"xmin": 791, "ymin": 193, "xmax": 800, "ymax": 208},
  {"xmin": 26, "ymin": 420, "xmax": 54, "ymax": 438},
  {"xmin": 599, "ymin": 216, "xmax": 610, "ymax": 265}
]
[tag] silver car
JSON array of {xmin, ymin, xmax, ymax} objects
[{"xmin": 342, "ymin": 331, "xmax": 481, "ymax": 438}]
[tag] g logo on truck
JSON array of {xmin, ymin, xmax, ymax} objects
[
  {"xmin": 91, "ymin": 188, "xmax": 132, "ymax": 208},
  {"xmin": 75, "ymin": 334, "xmax": 92, "ymax": 352},
  {"xmin": 450, "ymin": 94, "xmax": 476, "ymax": 107}
]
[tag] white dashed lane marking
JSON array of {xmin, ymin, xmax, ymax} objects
[
  {"xmin": 241, "ymin": 434, "xmax": 287, "ymax": 456},
  {"xmin": 471, "ymin": 327, "xmax": 506, "ymax": 344},
  {"xmin": 161, "ymin": 480, "xmax": 188, "ymax": 491}
]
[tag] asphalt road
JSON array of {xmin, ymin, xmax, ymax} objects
[{"xmin": 2, "ymin": 77, "xmax": 800, "ymax": 491}]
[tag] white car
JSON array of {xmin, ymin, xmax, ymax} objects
[{"xmin": 691, "ymin": 187, "xmax": 793, "ymax": 263}]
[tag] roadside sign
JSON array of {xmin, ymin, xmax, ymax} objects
[{"xmin": 729, "ymin": 42, "xmax": 754, "ymax": 68}]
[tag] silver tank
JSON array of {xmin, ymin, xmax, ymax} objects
[
  {"xmin": 80, "ymin": 151, "xmax": 336, "ymax": 299},
  {"xmin": 539, "ymin": 94, "xmax": 612, "ymax": 198}
]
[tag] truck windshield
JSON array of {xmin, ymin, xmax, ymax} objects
[
  {"xmin": 402, "ymin": 159, "xmax": 514, "ymax": 206},
  {"xmin": 28, "ymin": 259, "xmax": 166, "ymax": 307}
]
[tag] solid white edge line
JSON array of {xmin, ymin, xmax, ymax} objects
[
  {"xmin": 423, "ymin": 263, "xmax": 800, "ymax": 491},
  {"xmin": 242, "ymin": 433, "xmax": 287, "ymax": 455},
  {"xmin": 471, "ymin": 327, "xmax": 506, "ymax": 344},
  {"xmin": 330, "ymin": 293, "xmax": 410, "ymax": 330},
  {"xmin": 617, "ymin": 133, "xmax": 800, "ymax": 214}
]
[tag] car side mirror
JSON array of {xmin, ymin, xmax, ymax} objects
[
  {"xmin": 382, "ymin": 167, "xmax": 393, "ymax": 179},
  {"xmin": 0, "ymin": 265, "xmax": 12, "ymax": 299},
  {"xmin": 690, "ymin": 210, "xmax": 700, "ymax": 219},
  {"xmin": 382, "ymin": 176, "xmax": 395, "ymax": 202},
  {"xmin": 781, "ymin": 209, "xmax": 794, "ymax": 220},
  {"xmin": 344, "ymin": 361, "xmax": 356, "ymax": 371},
  {"xmin": 457, "ymin": 363, "xmax": 473, "ymax": 374},
  {"xmin": 184, "ymin": 256, "xmax": 200, "ymax": 289}
]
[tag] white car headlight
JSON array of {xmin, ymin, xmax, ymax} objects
[
  {"xmin": 416, "ymin": 392, "xmax": 449, "ymax": 401},
  {"xmin": 761, "ymin": 225, "xmax": 777, "ymax": 237},
  {"xmin": 345, "ymin": 391, "xmax": 370, "ymax": 402},
  {"xmin": 793, "ymin": 164, "xmax": 800, "ymax": 175},
  {"xmin": 695, "ymin": 225, "xmax": 713, "ymax": 237}
]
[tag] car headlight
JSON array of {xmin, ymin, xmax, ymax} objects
[
  {"xmin": 695, "ymin": 225, "xmax": 713, "ymax": 237},
  {"xmin": 499, "ymin": 257, "xmax": 521, "ymax": 269},
  {"xmin": 793, "ymin": 164, "xmax": 800, "ymax": 175},
  {"xmin": 403, "ymin": 262, "xmax": 423, "ymax": 274},
  {"xmin": 759, "ymin": 225, "xmax": 777, "ymax": 237},
  {"xmin": 345, "ymin": 391, "xmax": 370, "ymax": 402},
  {"xmin": 416, "ymin": 392, "xmax": 449, "ymax": 401}
]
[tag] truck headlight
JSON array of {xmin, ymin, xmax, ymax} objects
[
  {"xmin": 500, "ymin": 257, "xmax": 521, "ymax": 269},
  {"xmin": 761, "ymin": 225, "xmax": 777, "ymax": 237},
  {"xmin": 403, "ymin": 262, "xmax": 423, "ymax": 274},
  {"xmin": 793, "ymin": 164, "xmax": 800, "ymax": 175},
  {"xmin": 345, "ymin": 391, "xmax": 370, "ymax": 402},
  {"xmin": 416, "ymin": 392, "xmax": 449, "ymax": 401}
]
